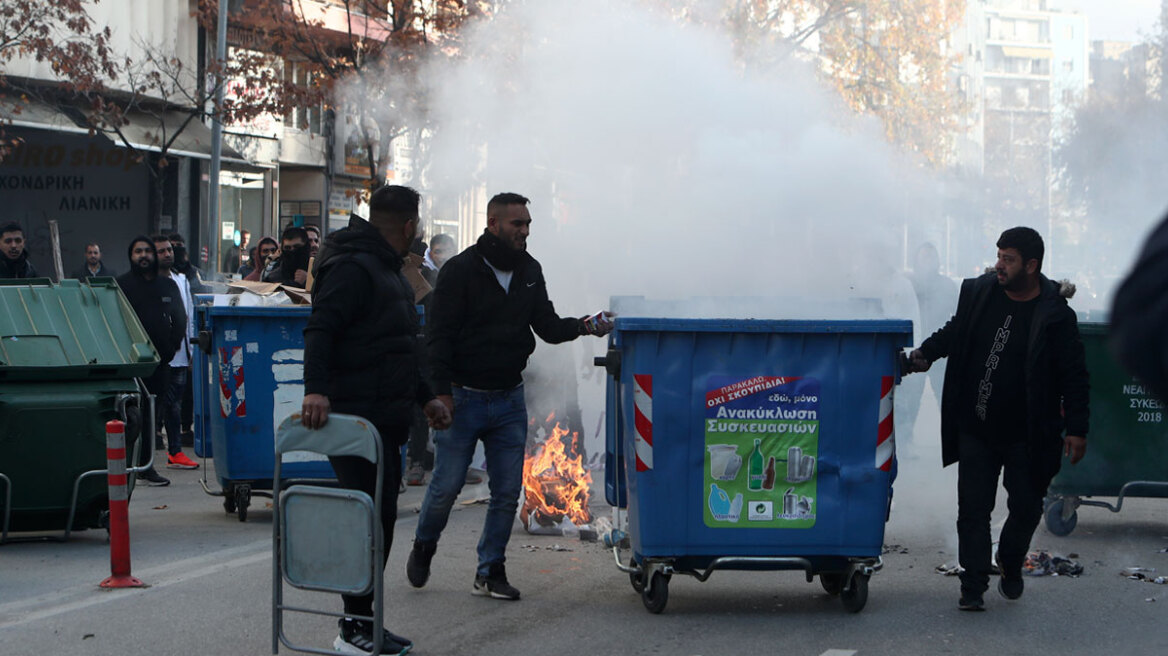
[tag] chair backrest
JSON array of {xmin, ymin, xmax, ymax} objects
[{"xmin": 275, "ymin": 413, "xmax": 380, "ymax": 464}]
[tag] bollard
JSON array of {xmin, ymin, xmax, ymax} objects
[{"xmin": 99, "ymin": 420, "xmax": 146, "ymax": 588}]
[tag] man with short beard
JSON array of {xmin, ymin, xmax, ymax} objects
[
  {"xmin": 116, "ymin": 237, "xmax": 187, "ymax": 487},
  {"xmin": 406, "ymin": 192, "xmax": 613, "ymax": 601},
  {"xmin": 0, "ymin": 222, "xmax": 38, "ymax": 279},
  {"xmin": 906, "ymin": 227, "xmax": 1089, "ymax": 611},
  {"xmin": 153, "ymin": 235, "xmax": 199, "ymax": 470},
  {"xmin": 71, "ymin": 243, "xmax": 116, "ymax": 280}
]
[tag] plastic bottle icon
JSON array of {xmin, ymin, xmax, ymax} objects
[
  {"xmin": 763, "ymin": 456, "xmax": 776, "ymax": 490},
  {"xmin": 748, "ymin": 439, "xmax": 764, "ymax": 491}
]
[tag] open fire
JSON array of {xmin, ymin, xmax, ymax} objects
[{"xmin": 521, "ymin": 412, "xmax": 593, "ymax": 533}]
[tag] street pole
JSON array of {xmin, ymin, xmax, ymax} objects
[{"xmin": 207, "ymin": 0, "xmax": 229, "ymax": 275}]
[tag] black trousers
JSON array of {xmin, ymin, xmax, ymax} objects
[
  {"xmin": 139, "ymin": 366, "xmax": 170, "ymax": 465},
  {"xmin": 956, "ymin": 432, "xmax": 1054, "ymax": 595},
  {"xmin": 328, "ymin": 423, "xmax": 406, "ymax": 618},
  {"xmin": 406, "ymin": 406, "xmax": 432, "ymax": 469}
]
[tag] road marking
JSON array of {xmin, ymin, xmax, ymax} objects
[
  {"xmin": 820, "ymin": 651, "xmax": 858, "ymax": 656},
  {"xmin": 0, "ymin": 538, "xmax": 270, "ymax": 629}
]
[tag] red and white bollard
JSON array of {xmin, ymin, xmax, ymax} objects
[{"xmin": 99, "ymin": 420, "xmax": 146, "ymax": 588}]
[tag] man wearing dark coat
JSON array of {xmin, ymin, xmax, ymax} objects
[
  {"xmin": 71, "ymin": 243, "xmax": 117, "ymax": 280},
  {"xmin": 1, "ymin": 222, "xmax": 39, "ymax": 279},
  {"xmin": 116, "ymin": 236, "xmax": 187, "ymax": 487},
  {"xmin": 907, "ymin": 227, "xmax": 1089, "ymax": 611},
  {"xmin": 300, "ymin": 185, "xmax": 451, "ymax": 656}
]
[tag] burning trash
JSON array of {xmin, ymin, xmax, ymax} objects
[{"xmin": 521, "ymin": 414, "xmax": 593, "ymax": 536}]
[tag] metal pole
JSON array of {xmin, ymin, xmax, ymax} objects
[{"xmin": 207, "ymin": 0, "xmax": 229, "ymax": 275}]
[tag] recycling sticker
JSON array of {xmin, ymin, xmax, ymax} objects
[{"xmin": 702, "ymin": 376, "xmax": 819, "ymax": 529}]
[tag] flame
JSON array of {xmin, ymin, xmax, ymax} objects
[{"xmin": 522, "ymin": 417, "xmax": 593, "ymax": 529}]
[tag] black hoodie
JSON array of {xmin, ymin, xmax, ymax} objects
[
  {"xmin": 116, "ymin": 237, "xmax": 186, "ymax": 365},
  {"xmin": 303, "ymin": 215, "xmax": 433, "ymax": 437},
  {"xmin": 0, "ymin": 248, "xmax": 39, "ymax": 279}
]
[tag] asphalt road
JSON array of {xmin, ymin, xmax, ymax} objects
[{"xmin": 1, "ymin": 443, "xmax": 1166, "ymax": 656}]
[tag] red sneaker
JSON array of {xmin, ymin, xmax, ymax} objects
[{"xmin": 167, "ymin": 451, "xmax": 199, "ymax": 469}]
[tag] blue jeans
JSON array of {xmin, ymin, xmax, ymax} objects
[{"xmin": 415, "ymin": 385, "xmax": 527, "ymax": 577}]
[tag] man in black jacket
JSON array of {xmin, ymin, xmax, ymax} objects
[
  {"xmin": 406, "ymin": 192, "xmax": 612, "ymax": 601},
  {"xmin": 907, "ymin": 227, "xmax": 1089, "ymax": 611},
  {"xmin": 71, "ymin": 243, "xmax": 117, "ymax": 280},
  {"xmin": 301, "ymin": 185, "xmax": 451, "ymax": 656},
  {"xmin": 117, "ymin": 236, "xmax": 187, "ymax": 487},
  {"xmin": 1110, "ymin": 212, "xmax": 1168, "ymax": 401},
  {"xmin": 1, "ymin": 222, "xmax": 39, "ymax": 279}
]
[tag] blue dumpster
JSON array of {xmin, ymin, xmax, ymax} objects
[
  {"xmin": 193, "ymin": 303, "xmax": 334, "ymax": 521},
  {"xmin": 599, "ymin": 317, "xmax": 912, "ymax": 613}
]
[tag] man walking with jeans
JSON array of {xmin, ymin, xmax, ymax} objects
[
  {"xmin": 907, "ymin": 227, "xmax": 1089, "ymax": 611},
  {"xmin": 407, "ymin": 192, "xmax": 612, "ymax": 600}
]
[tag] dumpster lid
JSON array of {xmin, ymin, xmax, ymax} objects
[
  {"xmin": 616, "ymin": 317, "xmax": 914, "ymax": 334},
  {"xmin": 0, "ymin": 278, "xmax": 160, "ymax": 380}
]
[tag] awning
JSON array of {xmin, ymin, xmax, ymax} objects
[
  {"xmin": 1001, "ymin": 45, "xmax": 1052, "ymax": 59},
  {"xmin": 102, "ymin": 109, "xmax": 252, "ymax": 167},
  {"xmin": 0, "ymin": 97, "xmax": 91, "ymax": 135}
]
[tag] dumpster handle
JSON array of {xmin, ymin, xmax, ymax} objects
[
  {"xmin": 123, "ymin": 380, "xmax": 156, "ymax": 477},
  {"xmin": 1074, "ymin": 481, "xmax": 1168, "ymax": 513},
  {"xmin": 62, "ymin": 469, "xmax": 109, "ymax": 541}
]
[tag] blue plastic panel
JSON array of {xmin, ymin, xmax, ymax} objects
[{"xmin": 607, "ymin": 318, "xmax": 912, "ymax": 561}]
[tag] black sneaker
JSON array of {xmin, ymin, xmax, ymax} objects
[
  {"xmin": 333, "ymin": 619, "xmax": 411, "ymax": 655},
  {"xmin": 997, "ymin": 559, "xmax": 1024, "ymax": 600},
  {"xmin": 472, "ymin": 563, "xmax": 521, "ymax": 600},
  {"xmin": 137, "ymin": 469, "xmax": 170, "ymax": 487},
  {"xmin": 406, "ymin": 540, "xmax": 436, "ymax": 588},
  {"xmin": 958, "ymin": 591, "xmax": 985, "ymax": 611}
]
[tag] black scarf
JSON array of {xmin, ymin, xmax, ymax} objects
[
  {"xmin": 280, "ymin": 245, "xmax": 311, "ymax": 280},
  {"xmin": 476, "ymin": 230, "xmax": 524, "ymax": 272}
]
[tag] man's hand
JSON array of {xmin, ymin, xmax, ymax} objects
[
  {"xmin": 581, "ymin": 311, "xmax": 616, "ymax": 337},
  {"xmin": 301, "ymin": 393, "xmax": 330, "ymax": 429},
  {"xmin": 425, "ymin": 398, "xmax": 453, "ymax": 430},
  {"xmin": 293, "ymin": 269, "xmax": 308, "ymax": 285},
  {"xmin": 1064, "ymin": 434, "xmax": 1086, "ymax": 465},
  {"xmin": 436, "ymin": 394, "xmax": 454, "ymax": 415},
  {"xmin": 909, "ymin": 349, "xmax": 932, "ymax": 373}
]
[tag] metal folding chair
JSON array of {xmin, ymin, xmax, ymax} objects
[{"xmin": 272, "ymin": 413, "xmax": 384, "ymax": 656}]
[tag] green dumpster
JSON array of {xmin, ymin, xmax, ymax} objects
[
  {"xmin": 0, "ymin": 278, "xmax": 159, "ymax": 540},
  {"xmin": 1044, "ymin": 321, "xmax": 1168, "ymax": 536}
]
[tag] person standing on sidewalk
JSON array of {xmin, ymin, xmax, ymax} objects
[
  {"xmin": 301, "ymin": 185, "xmax": 451, "ymax": 655},
  {"xmin": 117, "ymin": 237, "xmax": 187, "ymax": 487},
  {"xmin": 406, "ymin": 192, "xmax": 613, "ymax": 601},
  {"xmin": 906, "ymin": 227, "xmax": 1089, "ymax": 611},
  {"xmin": 153, "ymin": 235, "xmax": 199, "ymax": 470},
  {"xmin": 0, "ymin": 222, "xmax": 38, "ymax": 279}
]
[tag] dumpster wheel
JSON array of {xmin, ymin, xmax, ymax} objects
[
  {"xmin": 641, "ymin": 571, "xmax": 670, "ymax": 614},
  {"xmin": 820, "ymin": 572, "xmax": 845, "ymax": 596},
  {"xmin": 840, "ymin": 573, "xmax": 869, "ymax": 613},
  {"xmin": 1044, "ymin": 497, "xmax": 1078, "ymax": 537},
  {"xmin": 223, "ymin": 494, "xmax": 237, "ymax": 515},
  {"xmin": 236, "ymin": 485, "xmax": 251, "ymax": 522}
]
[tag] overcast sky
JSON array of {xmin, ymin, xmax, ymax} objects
[{"xmin": 1051, "ymin": 0, "xmax": 1163, "ymax": 42}]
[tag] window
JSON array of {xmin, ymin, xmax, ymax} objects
[
  {"xmin": 1063, "ymin": 61, "xmax": 1074, "ymax": 73},
  {"xmin": 1062, "ymin": 89, "xmax": 1074, "ymax": 104},
  {"xmin": 284, "ymin": 61, "xmax": 322, "ymax": 135}
]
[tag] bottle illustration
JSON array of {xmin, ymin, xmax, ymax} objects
[
  {"xmin": 763, "ymin": 456, "xmax": 776, "ymax": 490},
  {"xmin": 748, "ymin": 439, "xmax": 765, "ymax": 491}
]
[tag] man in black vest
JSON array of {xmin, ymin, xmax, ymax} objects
[
  {"xmin": 907, "ymin": 227, "xmax": 1089, "ymax": 611},
  {"xmin": 406, "ymin": 192, "xmax": 612, "ymax": 602},
  {"xmin": 117, "ymin": 237, "xmax": 187, "ymax": 488},
  {"xmin": 301, "ymin": 185, "xmax": 451, "ymax": 656}
]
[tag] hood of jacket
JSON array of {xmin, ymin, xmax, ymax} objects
[{"xmin": 316, "ymin": 215, "xmax": 404, "ymax": 275}]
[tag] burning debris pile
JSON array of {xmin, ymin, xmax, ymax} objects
[{"xmin": 521, "ymin": 413, "xmax": 593, "ymax": 536}]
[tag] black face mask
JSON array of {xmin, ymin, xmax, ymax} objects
[
  {"xmin": 280, "ymin": 245, "xmax": 310, "ymax": 280},
  {"xmin": 172, "ymin": 244, "xmax": 189, "ymax": 267}
]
